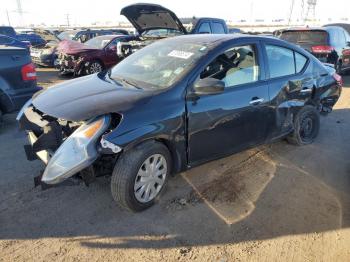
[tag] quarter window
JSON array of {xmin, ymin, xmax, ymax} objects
[
  {"xmin": 200, "ymin": 45, "xmax": 259, "ymax": 87},
  {"xmin": 295, "ymin": 52, "xmax": 307, "ymax": 73}
]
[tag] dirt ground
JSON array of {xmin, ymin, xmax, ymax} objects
[{"xmin": 0, "ymin": 68, "xmax": 349, "ymax": 261}]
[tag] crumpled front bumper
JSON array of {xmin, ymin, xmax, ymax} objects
[{"xmin": 18, "ymin": 103, "xmax": 110, "ymax": 185}]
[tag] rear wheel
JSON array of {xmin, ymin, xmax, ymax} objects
[
  {"xmin": 287, "ymin": 105, "xmax": 320, "ymax": 146},
  {"xmin": 111, "ymin": 141, "xmax": 171, "ymax": 212},
  {"xmin": 86, "ymin": 61, "xmax": 103, "ymax": 75}
]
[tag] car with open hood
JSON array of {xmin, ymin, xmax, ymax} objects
[
  {"xmin": 56, "ymin": 35, "xmax": 137, "ymax": 76},
  {"xmin": 18, "ymin": 34, "xmax": 341, "ymax": 211},
  {"xmin": 117, "ymin": 3, "xmax": 228, "ymax": 58}
]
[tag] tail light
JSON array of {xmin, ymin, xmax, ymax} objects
[
  {"xmin": 311, "ymin": 45, "xmax": 334, "ymax": 54},
  {"xmin": 333, "ymin": 73, "xmax": 343, "ymax": 86},
  {"xmin": 21, "ymin": 63, "xmax": 37, "ymax": 81}
]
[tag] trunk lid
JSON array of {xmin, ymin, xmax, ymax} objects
[{"xmin": 120, "ymin": 3, "xmax": 187, "ymax": 35}]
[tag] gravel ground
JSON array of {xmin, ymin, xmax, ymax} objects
[{"xmin": 0, "ymin": 68, "xmax": 349, "ymax": 261}]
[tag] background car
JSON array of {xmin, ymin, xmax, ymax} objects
[
  {"xmin": 279, "ymin": 26, "xmax": 350, "ymax": 74},
  {"xmin": 56, "ymin": 34, "xmax": 137, "ymax": 75},
  {"xmin": 0, "ymin": 45, "xmax": 41, "ymax": 121},
  {"xmin": 0, "ymin": 35, "xmax": 31, "ymax": 49}
]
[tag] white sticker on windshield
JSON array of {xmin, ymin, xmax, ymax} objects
[{"xmin": 168, "ymin": 50, "xmax": 194, "ymax": 59}]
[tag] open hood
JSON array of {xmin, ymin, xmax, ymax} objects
[
  {"xmin": 57, "ymin": 40, "xmax": 99, "ymax": 55},
  {"xmin": 120, "ymin": 3, "xmax": 187, "ymax": 35}
]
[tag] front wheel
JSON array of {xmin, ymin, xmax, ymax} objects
[
  {"xmin": 287, "ymin": 105, "xmax": 320, "ymax": 146},
  {"xmin": 111, "ymin": 141, "xmax": 171, "ymax": 212},
  {"xmin": 86, "ymin": 61, "xmax": 103, "ymax": 75}
]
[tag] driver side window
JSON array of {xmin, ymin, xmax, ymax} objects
[{"xmin": 200, "ymin": 45, "xmax": 259, "ymax": 88}]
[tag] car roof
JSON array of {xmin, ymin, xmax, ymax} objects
[
  {"xmin": 159, "ymin": 33, "xmax": 276, "ymax": 45},
  {"xmin": 89, "ymin": 34, "xmax": 128, "ymax": 40}
]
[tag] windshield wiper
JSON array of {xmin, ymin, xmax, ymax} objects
[{"xmin": 108, "ymin": 72, "xmax": 141, "ymax": 89}]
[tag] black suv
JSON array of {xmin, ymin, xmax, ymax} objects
[{"xmin": 279, "ymin": 26, "xmax": 350, "ymax": 74}]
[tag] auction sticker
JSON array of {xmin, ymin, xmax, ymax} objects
[{"xmin": 168, "ymin": 50, "xmax": 194, "ymax": 59}]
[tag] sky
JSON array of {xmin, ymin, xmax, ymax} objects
[{"xmin": 1, "ymin": 0, "xmax": 349, "ymax": 27}]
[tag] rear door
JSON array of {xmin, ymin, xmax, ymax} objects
[
  {"xmin": 186, "ymin": 41, "xmax": 271, "ymax": 165},
  {"xmin": 262, "ymin": 42, "xmax": 313, "ymax": 138}
]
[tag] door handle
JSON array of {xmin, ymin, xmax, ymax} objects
[
  {"xmin": 249, "ymin": 98, "xmax": 264, "ymax": 105},
  {"xmin": 300, "ymin": 87, "xmax": 312, "ymax": 94}
]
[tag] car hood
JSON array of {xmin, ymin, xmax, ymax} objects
[
  {"xmin": 57, "ymin": 40, "xmax": 99, "ymax": 55},
  {"xmin": 32, "ymin": 73, "xmax": 151, "ymax": 122},
  {"xmin": 120, "ymin": 3, "xmax": 187, "ymax": 35}
]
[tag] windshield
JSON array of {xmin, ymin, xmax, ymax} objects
[
  {"xmin": 280, "ymin": 30, "xmax": 328, "ymax": 45},
  {"xmin": 110, "ymin": 39, "xmax": 209, "ymax": 89},
  {"xmin": 85, "ymin": 37, "xmax": 111, "ymax": 48},
  {"xmin": 57, "ymin": 31, "xmax": 76, "ymax": 41},
  {"xmin": 142, "ymin": 29, "xmax": 183, "ymax": 38}
]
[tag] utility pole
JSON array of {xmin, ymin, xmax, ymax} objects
[
  {"xmin": 65, "ymin": 13, "xmax": 70, "ymax": 27},
  {"xmin": 288, "ymin": 0, "xmax": 295, "ymax": 25},
  {"xmin": 304, "ymin": 0, "xmax": 317, "ymax": 23},
  {"xmin": 6, "ymin": 10, "xmax": 11, "ymax": 26},
  {"xmin": 16, "ymin": 0, "xmax": 24, "ymax": 26}
]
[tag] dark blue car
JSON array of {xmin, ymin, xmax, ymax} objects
[
  {"xmin": 19, "ymin": 34, "xmax": 342, "ymax": 211},
  {"xmin": 0, "ymin": 34, "xmax": 30, "ymax": 49}
]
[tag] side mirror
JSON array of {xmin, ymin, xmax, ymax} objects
[{"xmin": 193, "ymin": 78, "xmax": 225, "ymax": 95}]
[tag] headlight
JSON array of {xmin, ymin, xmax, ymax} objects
[
  {"xmin": 41, "ymin": 115, "xmax": 110, "ymax": 184},
  {"xmin": 42, "ymin": 48, "xmax": 53, "ymax": 55}
]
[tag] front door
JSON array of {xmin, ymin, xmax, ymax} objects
[{"xmin": 186, "ymin": 43, "xmax": 270, "ymax": 165}]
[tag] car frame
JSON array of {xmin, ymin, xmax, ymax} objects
[{"xmin": 18, "ymin": 34, "xmax": 342, "ymax": 211}]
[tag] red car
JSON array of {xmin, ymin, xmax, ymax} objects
[{"xmin": 56, "ymin": 35, "xmax": 136, "ymax": 76}]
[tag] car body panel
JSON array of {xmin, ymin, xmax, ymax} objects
[
  {"xmin": 0, "ymin": 46, "xmax": 41, "ymax": 113},
  {"xmin": 121, "ymin": 3, "xmax": 187, "ymax": 34}
]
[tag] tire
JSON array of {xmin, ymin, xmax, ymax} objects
[
  {"xmin": 287, "ymin": 105, "xmax": 320, "ymax": 146},
  {"xmin": 86, "ymin": 61, "xmax": 103, "ymax": 75},
  {"xmin": 111, "ymin": 141, "xmax": 172, "ymax": 212}
]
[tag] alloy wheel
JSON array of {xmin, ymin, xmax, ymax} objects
[{"xmin": 89, "ymin": 62, "xmax": 102, "ymax": 74}]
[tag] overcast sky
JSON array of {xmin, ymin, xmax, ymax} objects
[{"xmin": 1, "ymin": 0, "xmax": 349, "ymax": 27}]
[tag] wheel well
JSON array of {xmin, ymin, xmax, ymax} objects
[
  {"xmin": 126, "ymin": 138, "xmax": 184, "ymax": 175},
  {"xmin": 91, "ymin": 59, "xmax": 105, "ymax": 69}
]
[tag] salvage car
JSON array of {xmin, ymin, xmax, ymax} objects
[
  {"xmin": 31, "ymin": 29, "xmax": 129, "ymax": 67},
  {"xmin": 18, "ymin": 34, "xmax": 341, "ymax": 211},
  {"xmin": 56, "ymin": 35, "xmax": 137, "ymax": 76},
  {"xmin": 279, "ymin": 26, "xmax": 350, "ymax": 74},
  {"xmin": 30, "ymin": 29, "xmax": 61, "ymax": 67},
  {"xmin": 117, "ymin": 3, "xmax": 228, "ymax": 58}
]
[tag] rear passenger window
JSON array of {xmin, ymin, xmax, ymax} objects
[
  {"xmin": 198, "ymin": 23, "xmax": 211, "ymax": 34},
  {"xmin": 211, "ymin": 23, "xmax": 226, "ymax": 34},
  {"xmin": 295, "ymin": 52, "xmax": 307, "ymax": 73},
  {"xmin": 266, "ymin": 45, "xmax": 295, "ymax": 78}
]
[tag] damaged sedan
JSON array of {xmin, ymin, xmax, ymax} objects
[
  {"xmin": 18, "ymin": 34, "xmax": 341, "ymax": 211},
  {"xmin": 56, "ymin": 35, "xmax": 137, "ymax": 76}
]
